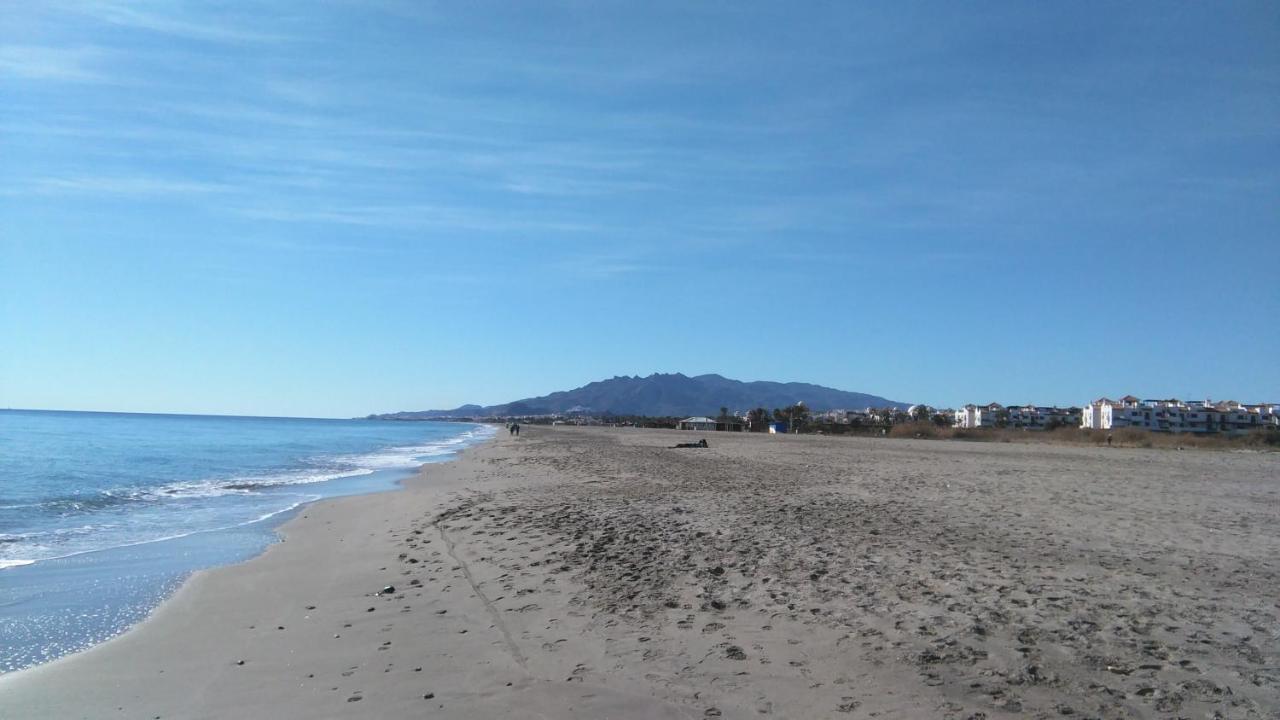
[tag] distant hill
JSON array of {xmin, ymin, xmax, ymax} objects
[{"xmin": 368, "ymin": 373, "xmax": 909, "ymax": 419}]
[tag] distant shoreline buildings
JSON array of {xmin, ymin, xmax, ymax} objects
[
  {"xmin": 953, "ymin": 404, "xmax": 1081, "ymax": 431},
  {"xmin": 1080, "ymin": 397, "xmax": 1278, "ymax": 433},
  {"xmin": 948, "ymin": 397, "xmax": 1278, "ymax": 434},
  {"xmin": 396, "ymin": 394, "xmax": 1279, "ymax": 437},
  {"xmin": 657, "ymin": 398, "xmax": 1280, "ymax": 435}
]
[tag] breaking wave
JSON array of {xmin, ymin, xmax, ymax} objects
[{"xmin": 0, "ymin": 421, "xmax": 493, "ymax": 570}]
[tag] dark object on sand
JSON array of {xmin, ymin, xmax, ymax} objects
[
  {"xmin": 380, "ymin": 585, "xmax": 395, "ymax": 595},
  {"xmin": 672, "ymin": 439, "xmax": 709, "ymax": 449}
]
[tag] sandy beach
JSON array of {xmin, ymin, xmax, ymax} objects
[{"xmin": 2, "ymin": 427, "xmax": 1276, "ymax": 719}]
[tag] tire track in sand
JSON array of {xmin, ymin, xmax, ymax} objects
[{"xmin": 433, "ymin": 508, "xmax": 529, "ymax": 672}]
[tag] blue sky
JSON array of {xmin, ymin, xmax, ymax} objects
[{"xmin": 2, "ymin": 1, "xmax": 1277, "ymax": 417}]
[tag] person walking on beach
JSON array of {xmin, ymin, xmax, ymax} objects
[
  {"xmin": 511, "ymin": 422, "xmax": 520, "ymax": 437},
  {"xmin": 1107, "ymin": 433, "xmax": 1113, "ymax": 447}
]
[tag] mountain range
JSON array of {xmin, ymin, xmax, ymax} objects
[{"xmin": 368, "ymin": 373, "xmax": 909, "ymax": 419}]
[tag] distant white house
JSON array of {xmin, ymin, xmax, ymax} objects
[
  {"xmin": 1006, "ymin": 404, "xmax": 1081, "ymax": 429},
  {"xmin": 954, "ymin": 403, "xmax": 1002, "ymax": 428},
  {"xmin": 677, "ymin": 416, "xmax": 717, "ymax": 431},
  {"xmin": 954, "ymin": 403, "xmax": 1080, "ymax": 430},
  {"xmin": 1081, "ymin": 397, "xmax": 1278, "ymax": 433},
  {"xmin": 813, "ymin": 409, "xmax": 849, "ymax": 423},
  {"xmin": 1081, "ymin": 396, "xmax": 1141, "ymax": 430}
]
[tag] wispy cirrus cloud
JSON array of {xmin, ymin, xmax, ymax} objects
[
  {"xmin": 233, "ymin": 203, "xmax": 607, "ymax": 235},
  {"xmin": 502, "ymin": 175, "xmax": 657, "ymax": 197},
  {"xmin": 25, "ymin": 174, "xmax": 231, "ymax": 197},
  {"xmin": 0, "ymin": 45, "xmax": 104, "ymax": 82},
  {"xmin": 550, "ymin": 251, "xmax": 664, "ymax": 279},
  {"xmin": 63, "ymin": 1, "xmax": 293, "ymax": 44}
]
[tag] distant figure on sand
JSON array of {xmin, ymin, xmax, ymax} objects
[
  {"xmin": 1107, "ymin": 433, "xmax": 1113, "ymax": 447},
  {"xmin": 510, "ymin": 422, "xmax": 520, "ymax": 437},
  {"xmin": 672, "ymin": 438, "xmax": 708, "ymax": 449}
]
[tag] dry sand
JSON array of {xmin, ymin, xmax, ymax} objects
[{"xmin": 2, "ymin": 427, "xmax": 1277, "ymax": 719}]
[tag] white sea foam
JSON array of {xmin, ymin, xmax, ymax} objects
[
  {"xmin": 147, "ymin": 467, "xmax": 378, "ymax": 499},
  {"xmin": 333, "ymin": 426, "xmax": 494, "ymax": 471},
  {"xmin": 0, "ymin": 496, "xmax": 322, "ymax": 570},
  {"xmin": 154, "ymin": 428, "xmax": 491, "ymax": 496},
  {"xmin": 2, "ymin": 424, "xmax": 494, "ymax": 571}
]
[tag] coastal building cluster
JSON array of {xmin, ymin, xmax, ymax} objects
[
  {"xmin": 949, "ymin": 397, "xmax": 1278, "ymax": 434},
  {"xmin": 735, "ymin": 397, "xmax": 1278, "ymax": 435},
  {"xmin": 1080, "ymin": 397, "xmax": 1279, "ymax": 433},
  {"xmin": 472, "ymin": 396, "xmax": 1278, "ymax": 437},
  {"xmin": 952, "ymin": 404, "xmax": 1081, "ymax": 430}
]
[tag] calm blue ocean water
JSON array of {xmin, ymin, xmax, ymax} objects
[{"xmin": 0, "ymin": 409, "xmax": 492, "ymax": 673}]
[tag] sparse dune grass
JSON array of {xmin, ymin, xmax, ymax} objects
[{"xmin": 886, "ymin": 422, "xmax": 1278, "ymax": 450}]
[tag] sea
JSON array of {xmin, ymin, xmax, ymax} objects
[{"xmin": 0, "ymin": 409, "xmax": 492, "ymax": 673}]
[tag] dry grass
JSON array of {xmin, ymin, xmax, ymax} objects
[{"xmin": 885, "ymin": 422, "xmax": 1279, "ymax": 451}]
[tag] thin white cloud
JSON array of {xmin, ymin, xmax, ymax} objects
[
  {"xmin": 335, "ymin": 0, "xmax": 438, "ymax": 24},
  {"xmin": 261, "ymin": 78, "xmax": 334, "ymax": 107},
  {"xmin": 551, "ymin": 252, "xmax": 660, "ymax": 279},
  {"xmin": 233, "ymin": 203, "xmax": 606, "ymax": 234},
  {"xmin": 67, "ymin": 1, "xmax": 292, "ymax": 44},
  {"xmin": 151, "ymin": 100, "xmax": 333, "ymax": 130},
  {"xmin": 28, "ymin": 175, "xmax": 230, "ymax": 197},
  {"xmin": 0, "ymin": 45, "xmax": 103, "ymax": 82},
  {"xmin": 502, "ymin": 176, "xmax": 656, "ymax": 197}
]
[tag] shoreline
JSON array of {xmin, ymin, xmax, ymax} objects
[
  {"xmin": 0, "ymin": 431, "xmax": 516, "ymax": 718},
  {"xmin": 0, "ymin": 423, "xmax": 494, "ymax": 677},
  {"xmin": 3, "ymin": 426, "xmax": 1275, "ymax": 719}
]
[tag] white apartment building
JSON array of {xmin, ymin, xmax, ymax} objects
[
  {"xmin": 1006, "ymin": 404, "xmax": 1082, "ymax": 429},
  {"xmin": 813, "ymin": 409, "xmax": 851, "ymax": 423},
  {"xmin": 1081, "ymin": 397, "xmax": 1279, "ymax": 433},
  {"xmin": 1243, "ymin": 403, "xmax": 1280, "ymax": 429},
  {"xmin": 954, "ymin": 403, "xmax": 1002, "ymax": 428},
  {"xmin": 955, "ymin": 403, "xmax": 1080, "ymax": 429},
  {"xmin": 845, "ymin": 410, "xmax": 873, "ymax": 424}
]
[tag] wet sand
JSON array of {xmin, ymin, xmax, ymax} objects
[{"xmin": 2, "ymin": 427, "xmax": 1277, "ymax": 719}]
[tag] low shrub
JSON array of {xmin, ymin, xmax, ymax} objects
[
  {"xmin": 888, "ymin": 422, "xmax": 946, "ymax": 439},
  {"xmin": 871, "ymin": 424, "xmax": 1276, "ymax": 452}
]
